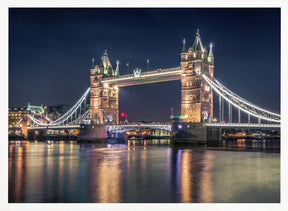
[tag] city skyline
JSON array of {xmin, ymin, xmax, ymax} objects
[{"xmin": 9, "ymin": 8, "xmax": 280, "ymax": 122}]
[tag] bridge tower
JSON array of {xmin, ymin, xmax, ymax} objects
[
  {"xmin": 180, "ymin": 30, "xmax": 214, "ymax": 123},
  {"xmin": 89, "ymin": 50, "xmax": 119, "ymax": 124}
]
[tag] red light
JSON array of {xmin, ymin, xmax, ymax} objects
[{"xmin": 120, "ymin": 112, "xmax": 126, "ymax": 117}]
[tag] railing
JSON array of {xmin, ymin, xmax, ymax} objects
[
  {"xmin": 107, "ymin": 124, "xmax": 172, "ymax": 132},
  {"xmin": 206, "ymin": 123, "xmax": 280, "ymax": 128},
  {"xmin": 28, "ymin": 125, "xmax": 81, "ymax": 130}
]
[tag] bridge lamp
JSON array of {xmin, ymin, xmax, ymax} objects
[
  {"xmin": 114, "ymin": 86, "xmax": 119, "ymax": 91},
  {"xmin": 178, "ymin": 124, "xmax": 182, "ymax": 129}
]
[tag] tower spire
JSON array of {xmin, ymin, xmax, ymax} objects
[
  {"xmin": 196, "ymin": 28, "xmax": 200, "ymax": 37},
  {"xmin": 115, "ymin": 60, "xmax": 119, "ymax": 76},
  {"xmin": 208, "ymin": 43, "xmax": 214, "ymax": 64},
  {"xmin": 209, "ymin": 43, "xmax": 214, "ymax": 57},
  {"xmin": 182, "ymin": 38, "xmax": 187, "ymax": 52},
  {"xmin": 192, "ymin": 29, "xmax": 204, "ymax": 52},
  {"xmin": 104, "ymin": 49, "xmax": 108, "ymax": 56}
]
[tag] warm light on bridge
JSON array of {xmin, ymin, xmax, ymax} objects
[{"xmin": 101, "ymin": 67, "xmax": 181, "ymax": 83}]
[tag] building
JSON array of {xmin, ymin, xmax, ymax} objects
[
  {"xmin": 44, "ymin": 104, "xmax": 72, "ymax": 121},
  {"xmin": 8, "ymin": 104, "xmax": 46, "ymax": 138},
  {"xmin": 180, "ymin": 29, "xmax": 214, "ymax": 123},
  {"xmin": 89, "ymin": 50, "xmax": 119, "ymax": 125}
]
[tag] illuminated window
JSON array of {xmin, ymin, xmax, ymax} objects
[{"xmin": 205, "ymin": 85, "xmax": 210, "ymax": 92}]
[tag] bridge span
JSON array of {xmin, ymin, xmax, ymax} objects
[{"xmin": 102, "ymin": 67, "xmax": 181, "ymax": 87}]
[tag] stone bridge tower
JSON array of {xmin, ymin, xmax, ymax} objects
[
  {"xmin": 180, "ymin": 30, "xmax": 214, "ymax": 123},
  {"xmin": 90, "ymin": 50, "xmax": 119, "ymax": 124}
]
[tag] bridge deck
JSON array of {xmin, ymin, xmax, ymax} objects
[
  {"xmin": 206, "ymin": 123, "xmax": 280, "ymax": 129},
  {"xmin": 28, "ymin": 125, "xmax": 81, "ymax": 130},
  {"xmin": 27, "ymin": 123, "xmax": 280, "ymax": 131}
]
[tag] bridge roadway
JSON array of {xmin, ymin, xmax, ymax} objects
[
  {"xmin": 107, "ymin": 124, "xmax": 172, "ymax": 133},
  {"xmin": 27, "ymin": 123, "xmax": 280, "ymax": 131},
  {"xmin": 27, "ymin": 124, "xmax": 172, "ymax": 131},
  {"xmin": 28, "ymin": 125, "xmax": 81, "ymax": 130},
  {"xmin": 206, "ymin": 123, "xmax": 280, "ymax": 129}
]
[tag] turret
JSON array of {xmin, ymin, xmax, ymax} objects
[
  {"xmin": 181, "ymin": 38, "xmax": 188, "ymax": 62},
  {"xmin": 182, "ymin": 38, "xmax": 187, "ymax": 52},
  {"xmin": 192, "ymin": 29, "xmax": 204, "ymax": 59},
  {"xmin": 90, "ymin": 58, "xmax": 96, "ymax": 75},
  {"xmin": 91, "ymin": 58, "xmax": 95, "ymax": 69},
  {"xmin": 114, "ymin": 60, "xmax": 120, "ymax": 77},
  {"xmin": 208, "ymin": 43, "xmax": 214, "ymax": 65},
  {"xmin": 97, "ymin": 50, "xmax": 114, "ymax": 77}
]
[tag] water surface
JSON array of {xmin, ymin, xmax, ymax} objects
[{"xmin": 9, "ymin": 139, "xmax": 280, "ymax": 203}]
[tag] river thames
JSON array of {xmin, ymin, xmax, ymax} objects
[{"xmin": 8, "ymin": 139, "xmax": 280, "ymax": 203}]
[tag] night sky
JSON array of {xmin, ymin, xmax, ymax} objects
[{"xmin": 9, "ymin": 8, "xmax": 280, "ymax": 122}]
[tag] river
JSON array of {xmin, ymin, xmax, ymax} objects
[{"xmin": 8, "ymin": 139, "xmax": 280, "ymax": 203}]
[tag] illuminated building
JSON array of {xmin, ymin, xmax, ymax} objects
[
  {"xmin": 8, "ymin": 104, "xmax": 46, "ymax": 138},
  {"xmin": 180, "ymin": 29, "xmax": 214, "ymax": 123},
  {"xmin": 89, "ymin": 50, "xmax": 119, "ymax": 124}
]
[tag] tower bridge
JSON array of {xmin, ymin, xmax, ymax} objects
[
  {"xmin": 25, "ymin": 29, "xmax": 280, "ymax": 143},
  {"xmin": 89, "ymin": 29, "xmax": 215, "ymax": 125}
]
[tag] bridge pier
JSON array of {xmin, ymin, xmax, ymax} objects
[
  {"xmin": 77, "ymin": 124, "xmax": 108, "ymax": 142},
  {"xmin": 206, "ymin": 127, "xmax": 222, "ymax": 146},
  {"xmin": 27, "ymin": 129, "xmax": 46, "ymax": 140},
  {"xmin": 171, "ymin": 122, "xmax": 221, "ymax": 145}
]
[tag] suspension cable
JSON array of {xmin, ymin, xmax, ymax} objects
[{"xmin": 199, "ymin": 72, "xmax": 280, "ymax": 123}]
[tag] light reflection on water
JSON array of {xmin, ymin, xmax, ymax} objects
[{"xmin": 8, "ymin": 139, "xmax": 280, "ymax": 203}]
